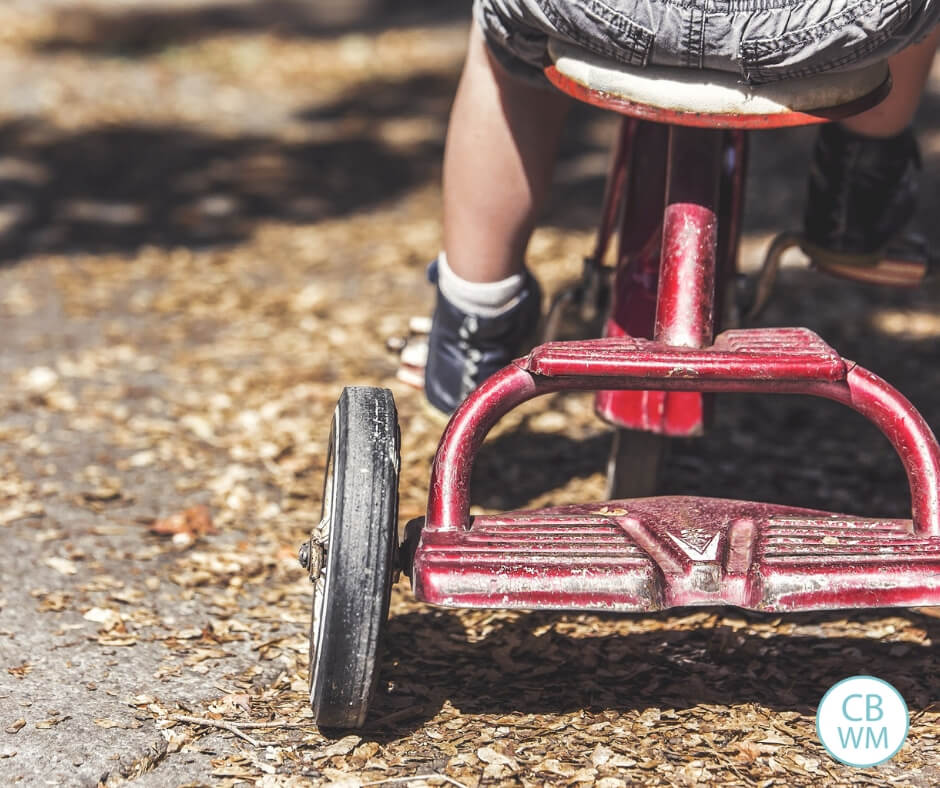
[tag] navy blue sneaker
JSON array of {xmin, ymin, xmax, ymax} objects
[
  {"xmin": 424, "ymin": 261, "xmax": 541, "ymax": 416},
  {"xmin": 802, "ymin": 124, "xmax": 920, "ymax": 267}
]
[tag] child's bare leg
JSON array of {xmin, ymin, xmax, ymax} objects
[
  {"xmin": 442, "ymin": 23, "xmax": 571, "ymax": 283},
  {"xmin": 424, "ymin": 25, "xmax": 571, "ymax": 415},
  {"xmin": 842, "ymin": 27, "xmax": 940, "ymax": 137}
]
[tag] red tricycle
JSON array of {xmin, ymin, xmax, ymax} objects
[{"xmin": 299, "ymin": 42, "xmax": 940, "ymax": 728}]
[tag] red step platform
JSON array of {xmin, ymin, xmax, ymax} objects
[
  {"xmin": 413, "ymin": 497, "xmax": 940, "ymax": 612},
  {"xmin": 413, "ymin": 328, "xmax": 940, "ymax": 614}
]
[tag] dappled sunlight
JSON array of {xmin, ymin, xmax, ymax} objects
[
  {"xmin": 1, "ymin": 2, "xmax": 940, "ymax": 786},
  {"xmin": 870, "ymin": 307, "xmax": 940, "ymax": 339}
]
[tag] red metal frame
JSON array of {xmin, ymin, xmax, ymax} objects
[
  {"xmin": 654, "ymin": 128, "xmax": 721, "ymax": 348},
  {"xmin": 594, "ymin": 120, "xmax": 673, "ymax": 431},
  {"xmin": 424, "ymin": 333, "xmax": 940, "ymax": 537},
  {"xmin": 596, "ymin": 123, "xmax": 742, "ymax": 435},
  {"xmin": 414, "ymin": 334, "xmax": 940, "ymax": 611},
  {"xmin": 408, "ymin": 59, "xmax": 940, "ymax": 616}
]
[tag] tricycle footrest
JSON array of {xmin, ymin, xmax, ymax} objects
[
  {"xmin": 412, "ymin": 497, "xmax": 940, "ymax": 612},
  {"xmin": 524, "ymin": 327, "xmax": 846, "ymax": 382}
]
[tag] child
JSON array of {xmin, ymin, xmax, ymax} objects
[{"xmin": 423, "ymin": 0, "xmax": 940, "ymax": 416}]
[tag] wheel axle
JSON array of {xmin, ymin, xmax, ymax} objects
[
  {"xmin": 297, "ymin": 541, "xmax": 311, "ymax": 571},
  {"xmin": 298, "ymin": 538, "xmax": 325, "ymax": 579}
]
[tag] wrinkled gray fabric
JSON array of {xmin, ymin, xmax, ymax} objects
[{"xmin": 475, "ymin": 0, "xmax": 939, "ymax": 84}]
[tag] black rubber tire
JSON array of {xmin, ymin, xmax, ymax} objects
[
  {"xmin": 309, "ymin": 386, "xmax": 400, "ymax": 729},
  {"xmin": 605, "ymin": 428, "xmax": 667, "ymax": 500}
]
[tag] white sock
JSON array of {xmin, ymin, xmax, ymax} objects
[{"xmin": 436, "ymin": 252, "xmax": 525, "ymax": 318}]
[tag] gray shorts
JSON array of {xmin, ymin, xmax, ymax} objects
[{"xmin": 475, "ymin": 0, "xmax": 940, "ymax": 85}]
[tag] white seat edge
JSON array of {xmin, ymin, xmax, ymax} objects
[{"xmin": 548, "ymin": 40, "xmax": 889, "ymax": 117}]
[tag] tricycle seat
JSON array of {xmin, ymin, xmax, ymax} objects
[{"xmin": 545, "ymin": 40, "xmax": 891, "ymax": 129}]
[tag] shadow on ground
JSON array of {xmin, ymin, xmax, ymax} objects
[
  {"xmin": 367, "ymin": 606, "xmax": 940, "ymax": 732},
  {"xmin": 0, "ymin": 77, "xmax": 449, "ymax": 262},
  {"xmin": 7, "ymin": 5, "xmax": 940, "ymax": 269},
  {"xmin": 0, "ymin": 73, "xmax": 616, "ymax": 264},
  {"xmin": 36, "ymin": 0, "xmax": 468, "ymax": 55}
]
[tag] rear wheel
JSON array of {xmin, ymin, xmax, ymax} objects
[
  {"xmin": 307, "ymin": 386, "xmax": 400, "ymax": 729},
  {"xmin": 605, "ymin": 428, "xmax": 666, "ymax": 500}
]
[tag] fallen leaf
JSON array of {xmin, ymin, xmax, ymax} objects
[
  {"xmin": 538, "ymin": 758, "xmax": 576, "ymax": 777},
  {"xmin": 172, "ymin": 532, "xmax": 195, "ymax": 549},
  {"xmin": 318, "ymin": 774, "xmax": 361, "ymax": 788},
  {"xmin": 569, "ymin": 767, "xmax": 599, "ymax": 783},
  {"xmin": 608, "ymin": 756, "xmax": 637, "ymax": 768},
  {"xmin": 208, "ymin": 692, "xmax": 251, "ymax": 716},
  {"xmin": 96, "ymin": 634, "xmax": 138, "ymax": 647},
  {"xmin": 760, "ymin": 732, "xmax": 795, "ymax": 746},
  {"xmin": 591, "ymin": 744, "xmax": 614, "ymax": 766},
  {"xmin": 44, "ymin": 557, "xmax": 77, "ymax": 575},
  {"xmin": 349, "ymin": 741, "xmax": 380, "ymax": 766},
  {"xmin": 477, "ymin": 746, "xmax": 519, "ymax": 770},
  {"xmin": 21, "ymin": 366, "xmax": 57, "ymax": 392},
  {"xmin": 81, "ymin": 485, "xmax": 123, "ymax": 503},
  {"xmin": 150, "ymin": 505, "xmax": 215, "ymax": 538},
  {"xmin": 312, "ymin": 735, "xmax": 361, "ymax": 760},
  {"xmin": 0, "ymin": 502, "xmax": 44, "ymax": 526},
  {"xmin": 83, "ymin": 607, "xmax": 122, "ymax": 630},
  {"xmin": 183, "ymin": 648, "xmax": 231, "ymax": 666},
  {"xmin": 734, "ymin": 740, "xmax": 762, "ymax": 763},
  {"xmin": 5, "ymin": 720, "xmax": 25, "ymax": 734},
  {"xmin": 109, "ymin": 588, "xmax": 144, "ymax": 604},
  {"xmin": 37, "ymin": 591, "xmax": 70, "ymax": 612},
  {"xmin": 6, "ymin": 664, "xmax": 31, "ymax": 679},
  {"xmin": 35, "ymin": 717, "xmax": 69, "ymax": 729}
]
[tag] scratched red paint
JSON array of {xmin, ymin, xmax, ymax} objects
[{"xmin": 407, "ymin": 57, "xmax": 940, "ymax": 619}]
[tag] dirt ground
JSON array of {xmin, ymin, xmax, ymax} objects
[{"xmin": 0, "ymin": 2, "xmax": 938, "ymax": 786}]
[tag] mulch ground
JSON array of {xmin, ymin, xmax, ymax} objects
[{"xmin": 0, "ymin": 2, "xmax": 938, "ymax": 786}]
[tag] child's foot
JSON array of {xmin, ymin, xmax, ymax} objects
[
  {"xmin": 802, "ymin": 123, "xmax": 920, "ymax": 268},
  {"xmin": 424, "ymin": 260, "xmax": 541, "ymax": 417}
]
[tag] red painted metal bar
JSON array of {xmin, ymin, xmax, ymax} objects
[
  {"xmin": 714, "ymin": 131, "xmax": 747, "ymax": 328},
  {"xmin": 655, "ymin": 204, "xmax": 718, "ymax": 347},
  {"xmin": 425, "ymin": 358, "xmax": 940, "ymax": 535},
  {"xmin": 596, "ymin": 122, "xmax": 712, "ymax": 434},
  {"xmin": 543, "ymin": 66, "xmax": 892, "ymax": 129},
  {"xmin": 616, "ymin": 121, "xmax": 669, "ymax": 255},
  {"xmin": 594, "ymin": 123, "xmax": 667, "ymax": 431},
  {"xmin": 589, "ymin": 118, "xmax": 636, "ymax": 265},
  {"xmin": 664, "ymin": 125, "xmax": 723, "ymax": 208},
  {"xmin": 603, "ymin": 121, "xmax": 667, "ymax": 340},
  {"xmin": 654, "ymin": 127, "xmax": 721, "ymax": 348},
  {"xmin": 427, "ymin": 365, "xmax": 548, "ymax": 533},
  {"xmin": 807, "ymin": 366, "xmax": 940, "ymax": 537}
]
